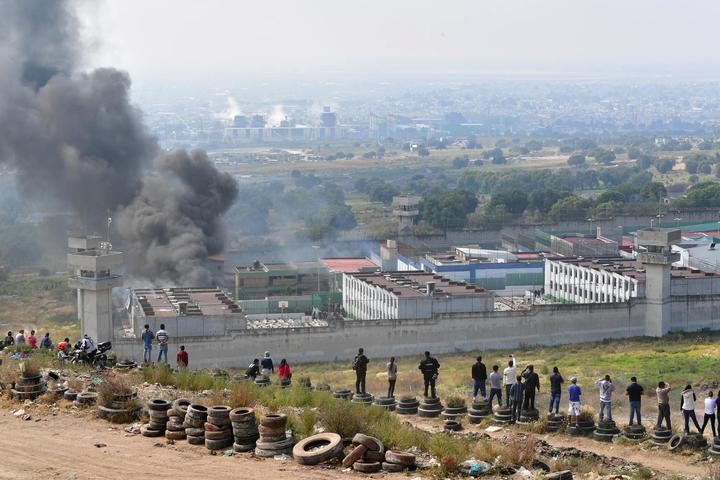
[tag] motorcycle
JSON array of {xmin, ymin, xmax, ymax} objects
[{"xmin": 69, "ymin": 341, "xmax": 112, "ymax": 369}]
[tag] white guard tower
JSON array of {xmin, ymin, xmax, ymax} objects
[{"xmin": 67, "ymin": 235, "xmax": 124, "ymax": 342}]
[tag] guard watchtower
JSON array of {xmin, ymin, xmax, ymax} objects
[{"xmin": 67, "ymin": 236, "xmax": 124, "ymax": 342}]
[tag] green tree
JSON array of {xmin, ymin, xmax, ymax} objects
[
  {"xmin": 368, "ymin": 181, "xmax": 399, "ymax": 205},
  {"xmin": 595, "ymin": 150, "xmax": 617, "ymax": 165},
  {"xmin": 596, "ymin": 190, "xmax": 626, "ymax": 204},
  {"xmin": 490, "ymin": 190, "xmax": 529, "ymax": 215},
  {"xmin": 683, "ymin": 182, "xmax": 720, "ymax": 206},
  {"xmin": 452, "ymin": 155, "xmax": 470, "ymax": 169},
  {"xmin": 640, "ymin": 182, "xmax": 667, "ymax": 201},
  {"xmin": 548, "ymin": 196, "xmax": 591, "ymax": 221},
  {"xmin": 420, "ymin": 189, "xmax": 478, "ymax": 230},
  {"xmin": 654, "ymin": 158, "xmax": 675, "ymax": 174},
  {"xmin": 567, "ymin": 154, "xmax": 586, "ymax": 167}
]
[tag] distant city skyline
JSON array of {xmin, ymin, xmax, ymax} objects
[{"xmin": 85, "ymin": 0, "xmax": 720, "ymax": 82}]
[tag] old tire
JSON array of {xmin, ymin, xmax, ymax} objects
[
  {"xmin": 352, "ymin": 433, "xmax": 383, "ymax": 452},
  {"xmin": 668, "ymin": 434, "xmax": 684, "ymax": 451},
  {"xmin": 205, "ymin": 430, "xmax": 233, "ymax": 441},
  {"xmin": 208, "ymin": 405, "xmax": 232, "ymax": 418},
  {"xmin": 186, "ymin": 435, "xmax": 205, "ymax": 445},
  {"xmin": 230, "ymin": 407, "xmax": 255, "ymax": 422},
  {"xmin": 147, "ymin": 399, "xmax": 171, "ymax": 411},
  {"xmin": 172, "ymin": 398, "xmax": 191, "ymax": 415},
  {"xmin": 205, "ymin": 438, "xmax": 233, "ymax": 450},
  {"xmin": 234, "ymin": 442, "xmax": 256, "ymax": 452},
  {"xmin": 382, "ymin": 462, "xmax": 406, "ymax": 472},
  {"xmin": 385, "ymin": 450, "xmax": 415, "ymax": 466},
  {"xmin": 353, "ymin": 460, "xmax": 381, "ymax": 473},
  {"xmin": 342, "ymin": 444, "xmax": 368, "ymax": 468},
  {"xmin": 255, "ymin": 436, "xmax": 295, "ymax": 451},
  {"xmin": 141, "ymin": 426, "xmax": 163, "ymax": 437},
  {"xmin": 187, "ymin": 404, "xmax": 208, "ymax": 417},
  {"xmin": 292, "ymin": 433, "xmax": 343, "ymax": 465},
  {"xmin": 165, "ymin": 430, "xmax": 186, "ymax": 441},
  {"xmin": 185, "ymin": 427, "xmax": 205, "ymax": 437},
  {"xmin": 260, "ymin": 413, "xmax": 287, "ymax": 429},
  {"xmin": 204, "ymin": 422, "xmax": 231, "ymax": 432}
]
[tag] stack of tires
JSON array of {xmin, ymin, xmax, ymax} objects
[
  {"xmin": 650, "ymin": 427, "xmax": 672, "ymax": 446},
  {"xmin": 254, "ymin": 376, "xmax": 270, "ymax": 387},
  {"xmin": 293, "ymin": 433, "xmax": 344, "ymax": 465},
  {"xmin": 418, "ymin": 397, "xmax": 443, "ymax": 418},
  {"xmin": 517, "ymin": 408, "xmax": 539, "ymax": 425},
  {"xmin": 395, "ymin": 396, "xmax": 419, "ymax": 415},
  {"xmin": 98, "ymin": 391, "xmax": 140, "ymax": 422},
  {"xmin": 546, "ymin": 413, "xmax": 565, "ymax": 432},
  {"xmin": 468, "ymin": 399, "xmax": 491, "ymax": 424},
  {"xmin": 493, "ymin": 406, "xmax": 512, "ymax": 423},
  {"xmin": 441, "ymin": 402, "xmax": 467, "ymax": 421},
  {"xmin": 183, "ymin": 404, "xmax": 208, "ymax": 445},
  {"xmin": 341, "ymin": 433, "xmax": 385, "ymax": 473},
  {"xmin": 11, "ymin": 372, "xmax": 47, "ymax": 401},
  {"xmin": 566, "ymin": 418, "xmax": 595, "ymax": 436},
  {"xmin": 592, "ymin": 419, "xmax": 620, "ymax": 442},
  {"xmin": 372, "ymin": 396, "xmax": 396, "ymax": 411},
  {"xmin": 205, "ymin": 406, "xmax": 233, "ymax": 451},
  {"xmin": 255, "ymin": 413, "xmax": 295, "ymax": 457},
  {"xmin": 351, "ymin": 392, "xmax": 374, "ymax": 405},
  {"xmin": 382, "ymin": 450, "xmax": 416, "ymax": 473},
  {"xmin": 165, "ymin": 399, "xmax": 189, "ymax": 441},
  {"xmin": 142, "ymin": 399, "xmax": 171, "ymax": 437},
  {"xmin": 74, "ymin": 391, "xmax": 99, "ymax": 408},
  {"xmin": 622, "ymin": 424, "xmax": 646, "ymax": 442},
  {"xmin": 683, "ymin": 432, "xmax": 708, "ymax": 449},
  {"xmin": 230, "ymin": 407, "xmax": 259, "ymax": 452},
  {"xmin": 708, "ymin": 436, "xmax": 720, "ymax": 455},
  {"xmin": 333, "ymin": 389, "xmax": 352, "ymax": 400}
]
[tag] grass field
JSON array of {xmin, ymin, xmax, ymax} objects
[{"xmin": 297, "ymin": 331, "xmax": 720, "ymax": 418}]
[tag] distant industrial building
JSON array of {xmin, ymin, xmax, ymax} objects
[
  {"xmin": 223, "ymin": 107, "xmax": 349, "ymax": 144},
  {"xmin": 234, "ymin": 261, "xmax": 330, "ymax": 300},
  {"xmin": 342, "ymin": 271, "xmax": 493, "ymax": 320},
  {"xmin": 544, "ymin": 258, "xmax": 642, "ymax": 303},
  {"xmin": 533, "ymin": 229, "xmax": 620, "ymax": 257}
]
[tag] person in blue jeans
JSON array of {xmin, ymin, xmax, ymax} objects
[
  {"xmin": 548, "ymin": 366, "xmax": 564, "ymax": 414},
  {"xmin": 488, "ymin": 365, "xmax": 503, "ymax": 407},
  {"xmin": 156, "ymin": 324, "xmax": 169, "ymax": 363},
  {"xmin": 471, "ymin": 356, "xmax": 487, "ymax": 400},
  {"xmin": 141, "ymin": 324, "xmax": 154, "ymax": 364},
  {"xmin": 625, "ymin": 376, "xmax": 644, "ymax": 426},
  {"xmin": 595, "ymin": 375, "xmax": 615, "ymax": 422}
]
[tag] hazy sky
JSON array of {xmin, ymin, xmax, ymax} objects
[{"xmin": 86, "ymin": 0, "xmax": 720, "ymax": 80}]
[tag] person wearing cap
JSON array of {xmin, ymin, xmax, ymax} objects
[
  {"xmin": 568, "ymin": 376, "xmax": 582, "ymax": 426},
  {"xmin": 260, "ymin": 351, "xmax": 274, "ymax": 379}
]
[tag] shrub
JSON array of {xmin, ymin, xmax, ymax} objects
[
  {"xmin": 19, "ymin": 359, "xmax": 40, "ymax": 378},
  {"xmin": 227, "ymin": 382, "xmax": 257, "ymax": 408},
  {"xmin": 97, "ymin": 373, "xmax": 134, "ymax": 408},
  {"xmin": 317, "ymin": 399, "xmax": 368, "ymax": 438},
  {"xmin": 445, "ymin": 394, "xmax": 466, "ymax": 408},
  {"xmin": 498, "ymin": 437, "xmax": 536, "ymax": 467},
  {"xmin": 578, "ymin": 405, "xmax": 595, "ymax": 422},
  {"xmin": 287, "ymin": 409, "xmax": 317, "ymax": 439}
]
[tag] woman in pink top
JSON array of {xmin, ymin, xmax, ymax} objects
[{"xmin": 27, "ymin": 330, "xmax": 37, "ymax": 348}]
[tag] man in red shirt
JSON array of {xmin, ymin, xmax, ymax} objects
[{"xmin": 176, "ymin": 345, "xmax": 188, "ymax": 368}]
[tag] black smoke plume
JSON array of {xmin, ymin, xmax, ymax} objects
[{"xmin": 0, "ymin": 0, "xmax": 238, "ymax": 285}]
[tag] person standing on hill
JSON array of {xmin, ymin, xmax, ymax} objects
[
  {"xmin": 471, "ymin": 356, "xmax": 487, "ymax": 401},
  {"xmin": 141, "ymin": 324, "xmax": 154, "ymax": 364},
  {"xmin": 625, "ymin": 376, "xmax": 644, "ymax": 426},
  {"xmin": 595, "ymin": 375, "xmax": 615, "ymax": 422},
  {"xmin": 656, "ymin": 381, "xmax": 672, "ymax": 430},
  {"xmin": 387, "ymin": 356, "xmax": 398, "ymax": 398},
  {"xmin": 701, "ymin": 390, "xmax": 718, "ymax": 437},
  {"xmin": 548, "ymin": 367, "xmax": 564, "ymax": 415},
  {"xmin": 502, "ymin": 354, "xmax": 517, "ymax": 407},
  {"xmin": 510, "ymin": 375, "xmax": 524, "ymax": 422},
  {"xmin": 681, "ymin": 384, "xmax": 702, "ymax": 434},
  {"xmin": 521, "ymin": 364, "xmax": 540, "ymax": 411},
  {"xmin": 156, "ymin": 324, "xmax": 169, "ymax": 363},
  {"xmin": 418, "ymin": 351, "xmax": 440, "ymax": 399},
  {"xmin": 353, "ymin": 347, "xmax": 369, "ymax": 394},
  {"xmin": 488, "ymin": 365, "xmax": 503, "ymax": 407},
  {"xmin": 568, "ymin": 377, "xmax": 582, "ymax": 426}
]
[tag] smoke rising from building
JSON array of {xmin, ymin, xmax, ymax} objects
[{"xmin": 0, "ymin": 0, "xmax": 238, "ymax": 285}]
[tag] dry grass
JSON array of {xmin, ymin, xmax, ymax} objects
[
  {"xmin": 708, "ymin": 463, "xmax": 720, "ymax": 480},
  {"xmin": 226, "ymin": 382, "xmax": 257, "ymax": 408},
  {"xmin": 578, "ymin": 405, "xmax": 595, "ymax": 422},
  {"xmin": 499, "ymin": 437, "xmax": 537, "ymax": 468},
  {"xmin": 445, "ymin": 394, "xmax": 466, "ymax": 408},
  {"xmin": 97, "ymin": 373, "xmax": 134, "ymax": 408},
  {"xmin": 67, "ymin": 377, "xmax": 84, "ymax": 392},
  {"xmin": 20, "ymin": 359, "xmax": 41, "ymax": 377},
  {"xmin": 551, "ymin": 456, "xmax": 606, "ymax": 474}
]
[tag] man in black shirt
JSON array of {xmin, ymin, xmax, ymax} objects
[
  {"xmin": 626, "ymin": 376, "xmax": 644, "ymax": 426},
  {"xmin": 353, "ymin": 347, "xmax": 369, "ymax": 394},
  {"xmin": 548, "ymin": 367, "xmax": 564, "ymax": 414},
  {"xmin": 418, "ymin": 351, "xmax": 440, "ymax": 398},
  {"xmin": 521, "ymin": 364, "xmax": 540, "ymax": 411},
  {"xmin": 471, "ymin": 355, "xmax": 487, "ymax": 400}
]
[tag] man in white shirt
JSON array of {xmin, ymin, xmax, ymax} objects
[
  {"xmin": 595, "ymin": 375, "xmax": 615, "ymax": 422},
  {"xmin": 701, "ymin": 390, "xmax": 718, "ymax": 437},
  {"xmin": 502, "ymin": 355, "xmax": 517, "ymax": 407}
]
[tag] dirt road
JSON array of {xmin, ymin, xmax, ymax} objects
[{"xmin": 0, "ymin": 410, "xmax": 404, "ymax": 480}]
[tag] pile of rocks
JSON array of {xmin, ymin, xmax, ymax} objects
[
  {"xmin": 417, "ymin": 397, "xmax": 443, "ymax": 418},
  {"xmin": 205, "ymin": 406, "xmax": 234, "ymax": 451},
  {"xmin": 183, "ymin": 404, "xmax": 208, "ymax": 445},
  {"xmin": 141, "ymin": 399, "xmax": 171, "ymax": 437},
  {"xmin": 230, "ymin": 407, "xmax": 259, "ymax": 452},
  {"xmin": 395, "ymin": 396, "xmax": 419, "ymax": 415},
  {"xmin": 593, "ymin": 419, "xmax": 620, "ymax": 442},
  {"xmin": 372, "ymin": 396, "xmax": 396, "ymax": 411},
  {"xmin": 74, "ymin": 391, "xmax": 99, "ymax": 408},
  {"xmin": 165, "ymin": 398, "xmax": 190, "ymax": 441},
  {"xmin": 255, "ymin": 413, "xmax": 295, "ymax": 457},
  {"xmin": 351, "ymin": 392, "xmax": 374, "ymax": 405},
  {"xmin": 468, "ymin": 399, "xmax": 491, "ymax": 424}
]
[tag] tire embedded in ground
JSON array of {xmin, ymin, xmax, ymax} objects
[
  {"xmin": 255, "ymin": 413, "xmax": 294, "ymax": 457},
  {"xmin": 353, "ymin": 460, "xmax": 382, "ymax": 473},
  {"xmin": 493, "ymin": 406, "xmax": 512, "ymax": 424},
  {"xmin": 444, "ymin": 420, "xmax": 463, "ymax": 431},
  {"xmin": 395, "ymin": 396, "xmax": 419, "ymax": 415},
  {"xmin": 351, "ymin": 392, "xmax": 374, "ymax": 405},
  {"xmin": 622, "ymin": 424, "xmax": 647, "ymax": 441}
]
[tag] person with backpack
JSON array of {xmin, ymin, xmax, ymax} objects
[
  {"xmin": 418, "ymin": 351, "xmax": 440, "ymax": 399},
  {"xmin": 595, "ymin": 375, "xmax": 615, "ymax": 422},
  {"xmin": 353, "ymin": 348, "xmax": 369, "ymax": 394},
  {"xmin": 156, "ymin": 324, "xmax": 169, "ymax": 363},
  {"xmin": 471, "ymin": 355, "xmax": 487, "ymax": 400},
  {"xmin": 625, "ymin": 376, "xmax": 644, "ymax": 426},
  {"xmin": 141, "ymin": 324, "xmax": 154, "ymax": 364},
  {"xmin": 548, "ymin": 367, "xmax": 564, "ymax": 415},
  {"xmin": 387, "ymin": 356, "xmax": 398, "ymax": 398}
]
